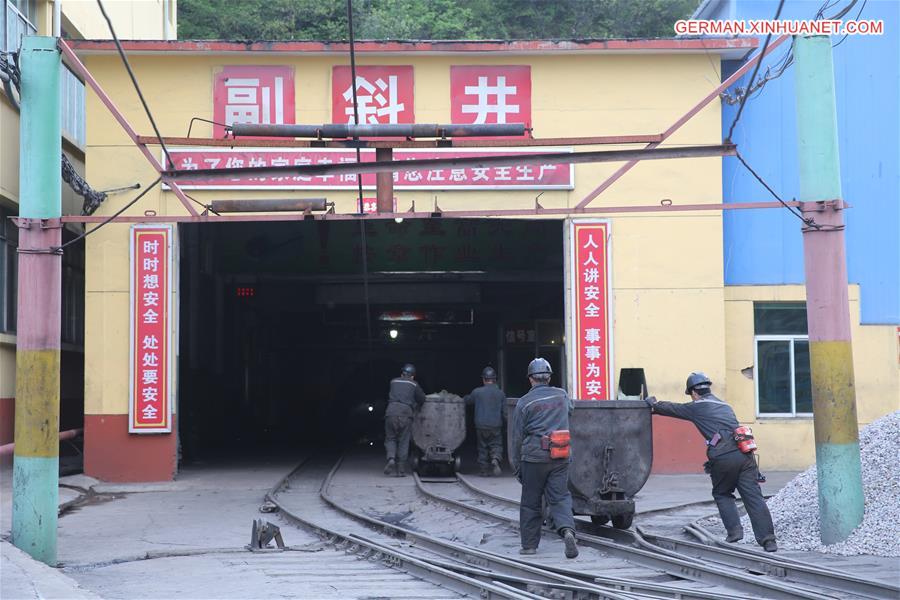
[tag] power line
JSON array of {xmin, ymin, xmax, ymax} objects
[
  {"xmin": 725, "ymin": 0, "xmax": 785, "ymax": 142},
  {"xmin": 833, "ymin": 0, "xmax": 867, "ymax": 48},
  {"xmin": 734, "ymin": 150, "xmax": 816, "ymax": 228},
  {"xmin": 96, "ymin": 0, "xmax": 174, "ymax": 169}
]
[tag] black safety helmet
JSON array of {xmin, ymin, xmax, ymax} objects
[
  {"xmin": 481, "ymin": 366, "xmax": 497, "ymax": 380},
  {"xmin": 685, "ymin": 371, "xmax": 712, "ymax": 395},
  {"xmin": 401, "ymin": 363, "xmax": 416, "ymax": 377},
  {"xmin": 527, "ymin": 357, "xmax": 553, "ymax": 379}
]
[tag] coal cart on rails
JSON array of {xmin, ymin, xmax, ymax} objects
[
  {"xmin": 411, "ymin": 391, "xmax": 466, "ymax": 477},
  {"xmin": 507, "ymin": 396, "xmax": 653, "ymax": 529}
]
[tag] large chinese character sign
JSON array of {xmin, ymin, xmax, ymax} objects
[
  {"xmin": 568, "ymin": 220, "xmax": 613, "ymax": 400},
  {"xmin": 451, "ymin": 66, "xmax": 530, "ymax": 129},
  {"xmin": 130, "ymin": 225, "xmax": 173, "ymax": 433},
  {"xmin": 332, "ymin": 66, "xmax": 414, "ymax": 124},
  {"xmin": 213, "ymin": 66, "xmax": 295, "ymax": 138}
]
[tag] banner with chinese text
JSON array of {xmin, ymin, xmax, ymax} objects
[
  {"xmin": 450, "ymin": 66, "xmax": 530, "ymax": 133},
  {"xmin": 167, "ymin": 147, "xmax": 574, "ymax": 190},
  {"xmin": 213, "ymin": 66, "xmax": 295, "ymax": 138},
  {"xmin": 332, "ymin": 65, "xmax": 414, "ymax": 124},
  {"xmin": 568, "ymin": 220, "xmax": 613, "ymax": 400},
  {"xmin": 130, "ymin": 225, "xmax": 173, "ymax": 433}
]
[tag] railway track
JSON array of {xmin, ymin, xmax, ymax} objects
[{"xmin": 449, "ymin": 473, "xmax": 899, "ymax": 600}]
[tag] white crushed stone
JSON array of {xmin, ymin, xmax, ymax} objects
[{"xmin": 699, "ymin": 411, "xmax": 900, "ymax": 557}]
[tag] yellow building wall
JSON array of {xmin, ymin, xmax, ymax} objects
[
  {"xmin": 61, "ymin": 0, "xmax": 176, "ymax": 40},
  {"xmin": 724, "ymin": 285, "xmax": 900, "ymax": 470}
]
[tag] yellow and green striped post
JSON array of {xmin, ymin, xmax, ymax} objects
[
  {"xmin": 11, "ymin": 36, "xmax": 63, "ymax": 566},
  {"xmin": 794, "ymin": 34, "xmax": 864, "ymax": 545}
]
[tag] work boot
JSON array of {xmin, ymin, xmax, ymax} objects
[
  {"xmin": 763, "ymin": 540, "xmax": 778, "ymax": 552},
  {"xmin": 397, "ymin": 463, "xmax": 407, "ymax": 477},
  {"xmin": 562, "ymin": 528, "xmax": 579, "ymax": 559},
  {"xmin": 725, "ymin": 528, "xmax": 744, "ymax": 543},
  {"xmin": 519, "ymin": 547, "xmax": 536, "ymax": 555},
  {"xmin": 384, "ymin": 459, "xmax": 396, "ymax": 476},
  {"xmin": 491, "ymin": 458, "xmax": 502, "ymax": 477}
]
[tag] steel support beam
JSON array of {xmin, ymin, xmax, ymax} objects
[
  {"xmin": 12, "ymin": 37, "xmax": 62, "ymax": 567},
  {"xmin": 230, "ymin": 122, "xmax": 526, "ymax": 138},
  {"xmin": 794, "ymin": 35, "xmax": 863, "ymax": 545},
  {"xmin": 209, "ymin": 198, "xmax": 329, "ymax": 213},
  {"xmin": 163, "ymin": 144, "xmax": 735, "ymax": 183},
  {"xmin": 375, "ymin": 147, "xmax": 393, "ymax": 212},
  {"xmin": 57, "ymin": 39, "xmax": 199, "ymax": 217},
  {"xmin": 575, "ymin": 34, "xmax": 791, "ymax": 209}
]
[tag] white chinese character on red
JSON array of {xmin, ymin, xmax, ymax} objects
[
  {"xmin": 141, "ymin": 403, "xmax": 158, "ymax": 420},
  {"xmin": 142, "ymin": 291, "xmax": 159, "ymax": 307},
  {"xmin": 583, "ymin": 234, "xmax": 600, "ymax": 249},
  {"xmin": 515, "ymin": 165, "xmax": 534, "ymax": 180},
  {"xmin": 584, "ymin": 303, "xmax": 601, "ymax": 318},
  {"xmin": 224, "ymin": 77, "xmax": 285, "ymax": 127},
  {"xmin": 583, "ymin": 268, "xmax": 599, "ymax": 283},
  {"xmin": 342, "ymin": 75, "xmax": 405, "ymax": 124},
  {"xmin": 584, "ymin": 286, "xmax": 601, "ymax": 301},
  {"xmin": 142, "ymin": 308, "xmax": 159, "ymax": 324},
  {"xmin": 143, "ymin": 240, "xmax": 160, "ymax": 255},
  {"xmin": 585, "ymin": 363, "xmax": 602, "ymax": 378},
  {"xmin": 582, "ymin": 252, "xmax": 598, "ymax": 267},
  {"xmin": 584, "ymin": 328, "xmax": 601, "ymax": 343},
  {"xmin": 141, "ymin": 387, "xmax": 158, "ymax": 402},
  {"xmin": 538, "ymin": 165, "xmax": 558, "ymax": 180},
  {"xmin": 472, "ymin": 167, "xmax": 489, "ymax": 182},
  {"xmin": 143, "ymin": 257, "xmax": 159, "ymax": 272},
  {"xmin": 585, "ymin": 346, "xmax": 601, "ymax": 360},
  {"xmin": 141, "ymin": 352, "xmax": 159, "ymax": 367},
  {"xmin": 585, "ymin": 381, "xmax": 603, "ymax": 396},
  {"xmin": 142, "ymin": 369, "xmax": 158, "ymax": 385},
  {"xmin": 142, "ymin": 334, "xmax": 160, "ymax": 350},
  {"xmin": 179, "ymin": 157, "xmax": 198, "ymax": 170},
  {"xmin": 462, "ymin": 76, "xmax": 519, "ymax": 124},
  {"xmin": 495, "ymin": 166, "xmax": 512, "ymax": 181},
  {"xmin": 143, "ymin": 274, "xmax": 159, "ymax": 289},
  {"xmin": 449, "ymin": 169, "xmax": 467, "ymax": 182}
]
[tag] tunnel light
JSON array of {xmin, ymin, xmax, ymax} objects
[
  {"xmin": 394, "ymin": 217, "xmax": 404, "ymax": 224},
  {"xmin": 389, "ymin": 329, "xmax": 399, "ymax": 340},
  {"xmin": 367, "ymin": 405, "xmax": 374, "ymax": 412}
]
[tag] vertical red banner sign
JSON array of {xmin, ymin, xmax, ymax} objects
[
  {"xmin": 569, "ymin": 220, "xmax": 613, "ymax": 400},
  {"xmin": 213, "ymin": 66, "xmax": 295, "ymax": 138},
  {"xmin": 450, "ymin": 65, "xmax": 531, "ymax": 131},
  {"xmin": 130, "ymin": 225, "xmax": 173, "ymax": 433},
  {"xmin": 332, "ymin": 66, "xmax": 415, "ymax": 125}
]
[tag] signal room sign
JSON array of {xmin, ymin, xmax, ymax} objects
[
  {"xmin": 130, "ymin": 225, "xmax": 173, "ymax": 433},
  {"xmin": 213, "ymin": 66, "xmax": 295, "ymax": 138},
  {"xmin": 332, "ymin": 65, "xmax": 415, "ymax": 124},
  {"xmin": 568, "ymin": 220, "xmax": 613, "ymax": 400}
]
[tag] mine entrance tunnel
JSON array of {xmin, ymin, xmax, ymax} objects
[{"xmin": 178, "ymin": 218, "xmax": 564, "ymax": 462}]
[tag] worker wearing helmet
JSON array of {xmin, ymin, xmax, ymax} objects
[
  {"xmin": 464, "ymin": 366, "xmax": 507, "ymax": 477},
  {"xmin": 384, "ymin": 363, "xmax": 426, "ymax": 477},
  {"xmin": 510, "ymin": 358, "xmax": 579, "ymax": 559},
  {"xmin": 646, "ymin": 372, "xmax": 777, "ymax": 552}
]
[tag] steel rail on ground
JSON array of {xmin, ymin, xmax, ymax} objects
[
  {"xmin": 455, "ymin": 474, "xmax": 897, "ymax": 600},
  {"xmin": 264, "ymin": 459, "xmax": 540, "ymax": 600},
  {"xmin": 424, "ymin": 474, "xmax": 833, "ymax": 600}
]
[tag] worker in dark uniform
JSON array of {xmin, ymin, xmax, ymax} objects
[
  {"xmin": 510, "ymin": 358, "xmax": 579, "ymax": 559},
  {"xmin": 464, "ymin": 366, "xmax": 506, "ymax": 477},
  {"xmin": 646, "ymin": 372, "xmax": 777, "ymax": 552},
  {"xmin": 384, "ymin": 363, "xmax": 426, "ymax": 477}
]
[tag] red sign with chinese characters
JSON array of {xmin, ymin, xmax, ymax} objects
[
  {"xmin": 213, "ymin": 66, "xmax": 295, "ymax": 138},
  {"xmin": 332, "ymin": 66, "xmax": 414, "ymax": 125},
  {"xmin": 451, "ymin": 66, "xmax": 531, "ymax": 131},
  {"xmin": 167, "ymin": 148, "xmax": 573, "ymax": 190},
  {"xmin": 569, "ymin": 221, "xmax": 612, "ymax": 400},
  {"xmin": 130, "ymin": 226, "xmax": 172, "ymax": 433}
]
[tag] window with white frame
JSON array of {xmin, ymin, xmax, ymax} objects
[
  {"xmin": 754, "ymin": 302, "xmax": 812, "ymax": 417},
  {"xmin": 3, "ymin": 0, "xmax": 37, "ymax": 54},
  {"xmin": 61, "ymin": 65, "xmax": 86, "ymax": 147}
]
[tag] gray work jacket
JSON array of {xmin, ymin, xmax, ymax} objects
[
  {"xmin": 385, "ymin": 377, "xmax": 426, "ymax": 418},
  {"xmin": 510, "ymin": 384, "xmax": 573, "ymax": 471},
  {"xmin": 652, "ymin": 393, "xmax": 740, "ymax": 458},
  {"xmin": 464, "ymin": 383, "xmax": 506, "ymax": 429}
]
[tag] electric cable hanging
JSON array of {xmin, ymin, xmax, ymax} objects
[
  {"xmin": 96, "ymin": 0, "xmax": 174, "ymax": 169},
  {"xmin": 734, "ymin": 150, "xmax": 815, "ymax": 228},
  {"xmin": 346, "ymin": 0, "xmax": 375, "ymax": 359},
  {"xmin": 726, "ymin": 0, "xmax": 785, "ymax": 142}
]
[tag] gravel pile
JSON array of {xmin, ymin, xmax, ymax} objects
[{"xmin": 700, "ymin": 411, "xmax": 900, "ymax": 557}]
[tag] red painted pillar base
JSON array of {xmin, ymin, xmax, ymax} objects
[
  {"xmin": 84, "ymin": 414, "xmax": 177, "ymax": 481},
  {"xmin": 650, "ymin": 415, "xmax": 706, "ymax": 473}
]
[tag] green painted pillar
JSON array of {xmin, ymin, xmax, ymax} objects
[
  {"xmin": 793, "ymin": 34, "xmax": 864, "ymax": 545},
  {"xmin": 11, "ymin": 36, "xmax": 62, "ymax": 566}
]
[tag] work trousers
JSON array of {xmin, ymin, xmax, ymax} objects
[
  {"xmin": 476, "ymin": 427, "xmax": 503, "ymax": 468},
  {"xmin": 519, "ymin": 461, "xmax": 575, "ymax": 550},
  {"xmin": 709, "ymin": 451, "xmax": 776, "ymax": 545},
  {"xmin": 384, "ymin": 416, "xmax": 413, "ymax": 463}
]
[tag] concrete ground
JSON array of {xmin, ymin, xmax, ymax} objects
[{"xmin": 0, "ymin": 453, "xmax": 893, "ymax": 599}]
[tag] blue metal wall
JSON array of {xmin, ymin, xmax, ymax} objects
[{"xmin": 700, "ymin": 0, "xmax": 899, "ymax": 324}]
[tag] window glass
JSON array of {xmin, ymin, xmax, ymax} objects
[
  {"xmin": 793, "ymin": 340, "xmax": 813, "ymax": 413},
  {"xmin": 757, "ymin": 339, "xmax": 791, "ymax": 413},
  {"xmin": 754, "ymin": 302, "xmax": 808, "ymax": 335}
]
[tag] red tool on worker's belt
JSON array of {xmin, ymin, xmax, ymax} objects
[
  {"xmin": 733, "ymin": 425, "xmax": 758, "ymax": 453},
  {"xmin": 541, "ymin": 430, "xmax": 571, "ymax": 459}
]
